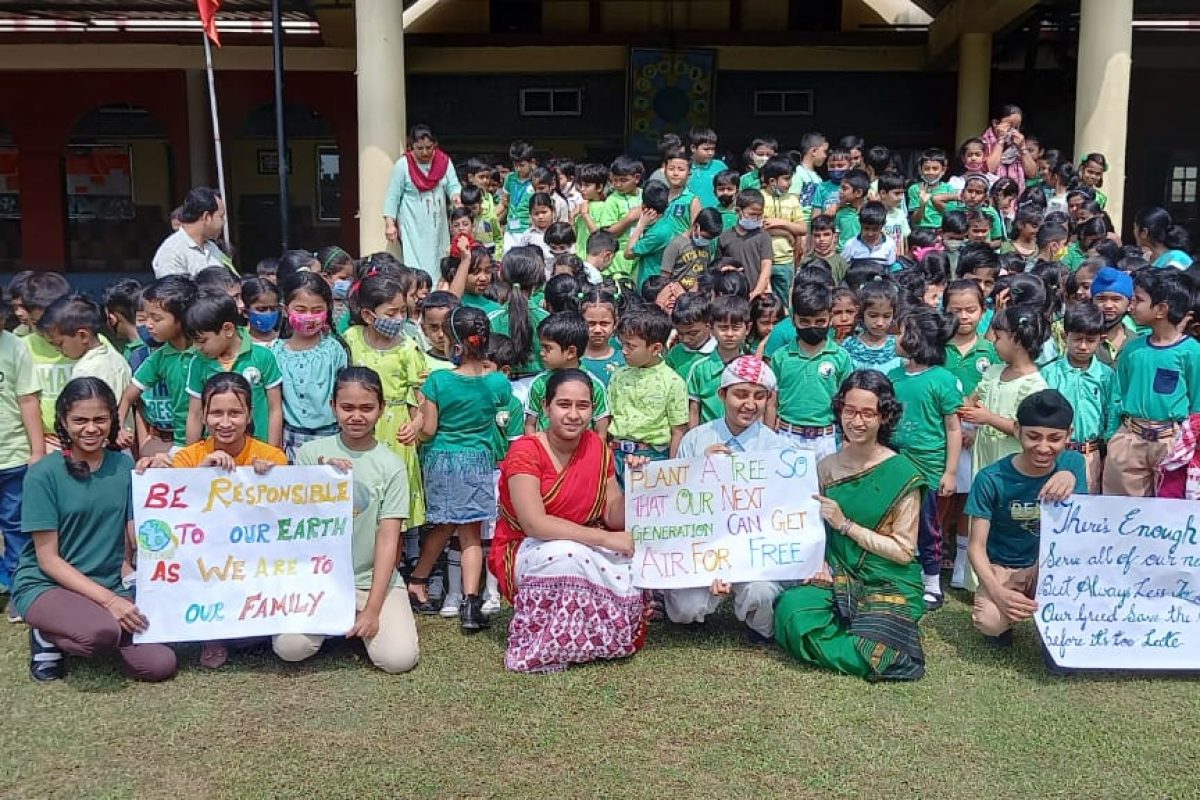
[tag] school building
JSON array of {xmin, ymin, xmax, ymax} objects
[{"xmin": 0, "ymin": 0, "xmax": 1196, "ymax": 274}]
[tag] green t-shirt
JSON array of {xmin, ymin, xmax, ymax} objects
[
  {"xmin": 632, "ymin": 216, "xmax": 677, "ymax": 289},
  {"xmin": 719, "ymin": 207, "xmax": 739, "ymax": 233},
  {"xmin": 808, "ymin": 180, "xmax": 841, "ymax": 218},
  {"xmin": 503, "ymin": 173, "xmax": 533, "ymax": 234},
  {"xmin": 664, "ymin": 338, "xmax": 716, "ymax": 381},
  {"xmin": 25, "ymin": 332, "xmax": 76, "ymax": 434},
  {"xmin": 1114, "ymin": 335, "xmax": 1200, "ymax": 422},
  {"xmin": 574, "ymin": 198, "xmax": 614, "ymax": 258},
  {"xmin": 420, "ymin": 369, "xmax": 512, "ymax": 454},
  {"xmin": 488, "ymin": 305, "xmax": 551, "ymax": 377},
  {"xmin": 132, "ymin": 341, "xmax": 196, "ymax": 445},
  {"xmin": 944, "ymin": 337, "xmax": 1000, "ymax": 398},
  {"xmin": 581, "ymin": 346, "xmax": 626, "ymax": 388},
  {"xmin": 492, "ymin": 394, "xmax": 525, "ymax": 461},
  {"xmin": 603, "ymin": 190, "xmax": 642, "ymax": 280},
  {"xmin": 524, "ymin": 369, "xmax": 609, "ymax": 431},
  {"xmin": 906, "ymin": 181, "xmax": 956, "ymax": 228},
  {"xmin": 461, "ymin": 292, "xmax": 502, "ymax": 316},
  {"xmin": 1061, "ymin": 241, "xmax": 1086, "ymax": 271},
  {"xmin": 965, "ymin": 451, "xmax": 1087, "ymax": 568},
  {"xmin": 887, "ymin": 365, "xmax": 964, "ymax": 488},
  {"xmin": 11, "ymin": 450, "xmax": 133, "ymax": 617},
  {"xmin": 1041, "ymin": 357, "xmax": 1119, "ymax": 442},
  {"xmin": 0, "ymin": 331, "xmax": 39, "ymax": 470},
  {"xmin": 834, "ymin": 205, "xmax": 861, "ymax": 250},
  {"xmin": 296, "ymin": 436, "xmax": 406, "ymax": 590},
  {"xmin": 769, "ymin": 339, "xmax": 853, "ymax": 427},
  {"xmin": 607, "ymin": 360, "xmax": 689, "ymax": 447},
  {"xmin": 739, "ymin": 171, "xmax": 761, "ymax": 191},
  {"xmin": 686, "ymin": 351, "xmax": 739, "ymax": 425},
  {"xmin": 186, "ymin": 329, "xmax": 283, "ymax": 442},
  {"xmin": 664, "ymin": 190, "xmax": 696, "ymax": 235},
  {"xmin": 688, "ymin": 158, "xmax": 728, "ymax": 209},
  {"xmin": 943, "ymin": 201, "xmax": 1006, "ymax": 241}
]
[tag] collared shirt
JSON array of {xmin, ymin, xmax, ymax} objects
[
  {"xmin": 1041, "ymin": 356, "xmax": 1118, "ymax": 442},
  {"xmin": 841, "ymin": 235, "xmax": 897, "ymax": 265},
  {"xmin": 151, "ymin": 227, "xmax": 229, "ymax": 278},
  {"xmin": 769, "ymin": 339, "xmax": 853, "ymax": 427},
  {"xmin": 186, "ymin": 329, "xmax": 283, "ymax": 440},
  {"xmin": 607, "ymin": 360, "xmax": 688, "ymax": 447},
  {"xmin": 677, "ymin": 418, "xmax": 791, "ymax": 458}
]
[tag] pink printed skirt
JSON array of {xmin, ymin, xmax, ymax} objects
[{"xmin": 505, "ymin": 538, "xmax": 647, "ymax": 673}]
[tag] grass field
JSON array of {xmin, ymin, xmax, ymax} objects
[{"xmin": 2, "ymin": 590, "xmax": 1198, "ymax": 800}]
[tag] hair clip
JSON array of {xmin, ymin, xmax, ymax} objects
[
  {"xmin": 512, "ymin": 281, "xmax": 522, "ymax": 291},
  {"xmin": 1017, "ymin": 315, "xmax": 1029, "ymax": 324}
]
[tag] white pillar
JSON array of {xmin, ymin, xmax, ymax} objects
[
  {"xmin": 1075, "ymin": 0, "xmax": 1132, "ymax": 234},
  {"xmin": 955, "ymin": 32, "xmax": 992, "ymax": 146},
  {"xmin": 185, "ymin": 69, "xmax": 213, "ymax": 187},
  {"xmin": 356, "ymin": 0, "xmax": 405, "ymax": 257}
]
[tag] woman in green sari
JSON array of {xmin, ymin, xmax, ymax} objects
[{"xmin": 775, "ymin": 370, "xmax": 927, "ymax": 681}]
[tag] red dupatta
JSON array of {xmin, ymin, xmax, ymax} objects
[
  {"xmin": 406, "ymin": 149, "xmax": 450, "ymax": 192},
  {"xmin": 489, "ymin": 431, "xmax": 613, "ymax": 600}
]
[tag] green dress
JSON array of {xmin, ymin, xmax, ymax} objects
[{"xmin": 775, "ymin": 454, "xmax": 926, "ymax": 681}]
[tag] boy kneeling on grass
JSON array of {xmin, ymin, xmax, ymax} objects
[{"xmin": 966, "ymin": 389, "xmax": 1086, "ymax": 650}]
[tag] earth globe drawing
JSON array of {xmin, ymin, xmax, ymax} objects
[{"xmin": 138, "ymin": 519, "xmax": 174, "ymax": 554}]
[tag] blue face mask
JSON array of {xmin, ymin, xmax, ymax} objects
[
  {"xmin": 332, "ymin": 278, "xmax": 351, "ymax": 301},
  {"xmin": 372, "ymin": 315, "xmax": 406, "ymax": 339},
  {"xmin": 136, "ymin": 324, "xmax": 155, "ymax": 345},
  {"xmin": 739, "ymin": 217, "xmax": 763, "ymax": 231},
  {"xmin": 247, "ymin": 309, "xmax": 280, "ymax": 334},
  {"xmin": 827, "ymin": 169, "xmax": 848, "ymax": 181},
  {"xmin": 692, "ymin": 235, "xmax": 710, "ymax": 248}
]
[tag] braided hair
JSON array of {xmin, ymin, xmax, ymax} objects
[
  {"xmin": 55, "ymin": 377, "xmax": 120, "ymax": 480},
  {"xmin": 447, "ymin": 305, "xmax": 490, "ymax": 363}
]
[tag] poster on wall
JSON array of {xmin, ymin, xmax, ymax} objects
[
  {"xmin": 627, "ymin": 48, "xmax": 716, "ymax": 160},
  {"xmin": 0, "ymin": 147, "xmax": 18, "ymax": 220},
  {"xmin": 66, "ymin": 145, "xmax": 134, "ymax": 220}
]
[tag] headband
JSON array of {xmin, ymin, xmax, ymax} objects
[{"xmin": 322, "ymin": 246, "xmax": 347, "ymax": 272}]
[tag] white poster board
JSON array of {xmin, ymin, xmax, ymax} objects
[
  {"xmin": 132, "ymin": 466, "xmax": 356, "ymax": 644},
  {"xmin": 1037, "ymin": 495, "xmax": 1200, "ymax": 670},
  {"xmin": 626, "ymin": 449, "xmax": 825, "ymax": 589}
]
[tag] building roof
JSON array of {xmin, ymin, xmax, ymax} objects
[{"xmin": 0, "ymin": 1, "xmax": 315, "ymax": 22}]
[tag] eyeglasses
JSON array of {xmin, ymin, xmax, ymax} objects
[{"xmin": 841, "ymin": 406, "xmax": 880, "ymax": 423}]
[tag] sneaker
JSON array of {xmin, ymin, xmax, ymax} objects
[
  {"xmin": 29, "ymin": 629, "xmax": 63, "ymax": 682},
  {"xmin": 983, "ymin": 630, "xmax": 1014, "ymax": 648},
  {"xmin": 439, "ymin": 592, "xmax": 463, "ymax": 619},
  {"xmin": 459, "ymin": 594, "xmax": 489, "ymax": 633},
  {"xmin": 481, "ymin": 592, "xmax": 502, "ymax": 617},
  {"xmin": 7, "ymin": 607, "xmax": 22, "ymax": 624},
  {"xmin": 923, "ymin": 591, "xmax": 944, "ymax": 611}
]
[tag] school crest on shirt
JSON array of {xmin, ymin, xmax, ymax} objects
[
  {"xmin": 975, "ymin": 357, "xmax": 991, "ymax": 375},
  {"xmin": 818, "ymin": 361, "xmax": 835, "ymax": 378},
  {"xmin": 242, "ymin": 366, "xmax": 262, "ymax": 386}
]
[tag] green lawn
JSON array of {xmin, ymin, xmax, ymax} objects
[{"xmin": 2, "ymin": 590, "xmax": 1197, "ymax": 800}]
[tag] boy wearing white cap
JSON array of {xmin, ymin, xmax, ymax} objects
[{"xmin": 665, "ymin": 356, "xmax": 795, "ymax": 643}]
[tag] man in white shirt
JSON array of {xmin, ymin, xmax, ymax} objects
[{"xmin": 151, "ymin": 187, "xmax": 230, "ymax": 278}]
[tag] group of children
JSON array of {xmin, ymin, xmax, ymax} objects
[{"xmin": 4, "ymin": 114, "xmax": 1200, "ymax": 681}]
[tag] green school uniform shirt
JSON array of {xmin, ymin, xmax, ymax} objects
[
  {"xmin": 132, "ymin": 341, "xmax": 195, "ymax": 445},
  {"xmin": 665, "ymin": 189, "xmax": 697, "ymax": 235},
  {"xmin": 1061, "ymin": 241, "xmax": 1086, "ymax": 271},
  {"xmin": 11, "ymin": 450, "xmax": 133, "ymax": 617},
  {"xmin": 581, "ymin": 347, "xmax": 625, "ymax": 388},
  {"xmin": 420, "ymin": 369, "xmax": 512, "ymax": 456},
  {"xmin": 834, "ymin": 205, "xmax": 862, "ymax": 250},
  {"xmin": 769, "ymin": 339, "xmax": 853, "ymax": 427},
  {"xmin": 719, "ymin": 206, "xmax": 739, "ymax": 233},
  {"xmin": 943, "ymin": 201, "xmax": 1006, "ymax": 241},
  {"xmin": 664, "ymin": 338, "xmax": 716, "ymax": 381},
  {"xmin": 632, "ymin": 215, "xmax": 677, "ymax": 289},
  {"xmin": 461, "ymin": 292, "xmax": 503, "ymax": 316},
  {"xmin": 495, "ymin": 394, "xmax": 525, "ymax": 459},
  {"xmin": 186, "ymin": 329, "xmax": 283, "ymax": 442},
  {"xmin": 944, "ymin": 336, "xmax": 1001, "ymax": 398},
  {"xmin": 603, "ymin": 190, "xmax": 642, "ymax": 281},
  {"xmin": 574, "ymin": 198, "xmax": 614, "ymax": 258},
  {"xmin": 966, "ymin": 451, "xmax": 1087, "ymax": 569},
  {"xmin": 1113, "ymin": 335, "xmax": 1200, "ymax": 422},
  {"xmin": 739, "ymin": 171, "xmax": 761, "ymax": 191},
  {"xmin": 607, "ymin": 360, "xmax": 689, "ymax": 447},
  {"xmin": 0, "ymin": 331, "xmax": 38, "ymax": 470},
  {"xmin": 686, "ymin": 350, "xmax": 740, "ymax": 425},
  {"xmin": 25, "ymin": 332, "xmax": 76, "ymax": 434},
  {"xmin": 688, "ymin": 159, "xmax": 728, "ymax": 209},
  {"xmin": 503, "ymin": 173, "xmax": 533, "ymax": 234},
  {"xmin": 488, "ymin": 305, "xmax": 550, "ymax": 377},
  {"xmin": 524, "ymin": 369, "xmax": 609, "ymax": 431},
  {"xmin": 1041, "ymin": 357, "xmax": 1119, "ymax": 442},
  {"xmin": 887, "ymin": 365, "xmax": 964, "ymax": 488},
  {"xmin": 907, "ymin": 181, "xmax": 955, "ymax": 228},
  {"xmin": 296, "ymin": 436, "xmax": 406, "ymax": 590}
]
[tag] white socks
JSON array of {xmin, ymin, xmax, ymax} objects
[
  {"xmin": 951, "ymin": 535, "xmax": 969, "ymax": 588},
  {"xmin": 445, "ymin": 549, "xmax": 462, "ymax": 598},
  {"xmin": 922, "ymin": 572, "xmax": 942, "ymax": 596}
]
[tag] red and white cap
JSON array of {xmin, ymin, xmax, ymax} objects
[{"xmin": 719, "ymin": 356, "xmax": 777, "ymax": 392}]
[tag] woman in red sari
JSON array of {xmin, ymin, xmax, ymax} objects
[{"xmin": 489, "ymin": 369, "xmax": 646, "ymax": 673}]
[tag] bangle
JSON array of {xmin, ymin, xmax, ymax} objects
[
  {"xmin": 104, "ymin": 595, "xmax": 120, "ymax": 610},
  {"xmin": 839, "ymin": 518, "xmax": 854, "ymax": 535}
]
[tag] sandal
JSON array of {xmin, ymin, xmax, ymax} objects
[
  {"xmin": 199, "ymin": 641, "xmax": 229, "ymax": 669},
  {"xmin": 407, "ymin": 575, "xmax": 440, "ymax": 616}
]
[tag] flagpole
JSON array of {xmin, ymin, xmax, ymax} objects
[
  {"xmin": 271, "ymin": 0, "xmax": 289, "ymax": 251},
  {"xmin": 202, "ymin": 31, "xmax": 231, "ymax": 246}
]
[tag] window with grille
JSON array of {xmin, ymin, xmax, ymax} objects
[
  {"xmin": 753, "ymin": 90, "xmax": 813, "ymax": 117},
  {"xmin": 519, "ymin": 88, "xmax": 582, "ymax": 117},
  {"xmin": 1170, "ymin": 165, "xmax": 1197, "ymax": 203}
]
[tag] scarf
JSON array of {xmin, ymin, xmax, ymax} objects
[{"xmin": 406, "ymin": 148, "xmax": 450, "ymax": 192}]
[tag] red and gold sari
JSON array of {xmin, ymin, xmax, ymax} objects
[{"xmin": 489, "ymin": 431, "xmax": 646, "ymax": 673}]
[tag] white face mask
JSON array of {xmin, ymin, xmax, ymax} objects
[{"xmin": 751, "ymin": 154, "xmax": 770, "ymax": 169}]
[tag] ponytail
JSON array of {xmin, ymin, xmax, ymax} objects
[{"xmin": 498, "ymin": 248, "xmax": 544, "ymax": 371}]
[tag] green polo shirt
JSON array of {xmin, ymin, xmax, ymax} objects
[
  {"xmin": 461, "ymin": 292, "xmax": 502, "ymax": 316},
  {"xmin": 574, "ymin": 199, "xmax": 615, "ymax": 258},
  {"xmin": 888, "ymin": 365, "xmax": 963, "ymax": 488},
  {"xmin": 943, "ymin": 201, "xmax": 1006, "ymax": 241},
  {"xmin": 769, "ymin": 339, "xmax": 853, "ymax": 427},
  {"xmin": 1041, "ymin": 356, "xmax": 1118, "ymax": 442},
  {"xmin": 664, "ymin": 338, "xmax": 716, "ymax": 381},
  {"xmin": 632, "ymin": 215, "xmax": 677, "ymax": 290},
  {"xmin": 186, "ymin": 329, "xmax": 283, "ymax": 441},
  {"xmin": 907, "ymin": 181, "xmax": 956, "ymax": 228},
  {"xmin": 603, "ymin": 190, "xmax": 642, "ymax": 280},
  {"xmin": 132, "ymin": 340, "xmax": 196, "ymax": 445},
  {"xmin": 685, "ymin": 351, "xmax": 742, "ymax": 425},
  {"xmin": 1114, "ymin": 335, "xmax": 1200, "ymax": 422},
  {"xmin": 664, "ymin": 189, "xmax": 697, "ymax": 235},
  {"xmin": 944, "ymin": 337, "xmax": 1001, "ymax": 398},
  {"xmin": 834, "ymin": 205, "xmax": 861, "ymax": 250},
  {"xmin": 607, "ymin": 360, "xmax": 688, "ymax": 447},
  {"xmin": 525, "ymin": 368, "xmax": 609, "ymax": 431}
]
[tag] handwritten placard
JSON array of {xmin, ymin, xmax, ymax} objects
[
  {"xmin": 132, "ymin": 466, "xmax": 356, "ymax": 644},
  {"xmin": 626, "ymin": 449, "xmax": 824, "ymax": 589},
  {"xmin": 1037, "ymin": 495, "xmax": 1200, "ymax": 670}
]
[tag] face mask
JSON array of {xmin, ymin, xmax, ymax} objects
[
  {"xmin": 247, "ymin": 309, "xmax": 280, "ymax": 334},
  {"xmin": 751, "ymin": 154, "xmax": 770, "ymax": 168},
  {"xmin": 371, "ymin": 315, "xmax": 406, "ymax": 339},
  {"xmin": 289, "ymin": 310, "xmax": 326, "ymax": 337},
  {"xmin": 923, "ymin": 175, "xmax": 943, "ymax": 186},
  {"xmin": 717, "ymin": 194, "xmax": 735, "ymax": 207},
  {"xmin": 692, "ymin": 235, "xmax": 710, "ymax": 248},
  {"xmin": 796, "ymin": 326, "xmax": 829, "ymax": 346},
  {"xmin": 332, "ymin": 278, "xmax": 351, "ymax": 301},
  {"xmin": 136, "ymin": 324, "xmax": 155, "ymax": 345},
  {"xmin": 944, "ymin": 239, "xmax": 966, "ymax": 252},
  {"xmin": 827, "ymin": 169, "xmax": 847, "ymax": 181},
  {"xmin": 739, "ymin": 217, "xmax": 763, "ymax": 231}
]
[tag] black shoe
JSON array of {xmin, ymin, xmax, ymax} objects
[
  {"xmin": 983, "ymin": 630, "xmax": 1014, "ymax": 648},
  {"xmin": 459, "ymin": 594, "xmax": 488, "ymax": 633},
  {"xmin": 406, "ymin": 575, "xmax": 440, "ymax": 616},
  {"xmin": 29, "ymin": 628, "xmax": 63, "ymax": 682},
  {"xmin": 923, "ymin": 591, "xmax": 944, "ymax": 612},
  {"xmin": 747, "ymin": 629, "xmax": 775, "ymax": 647}
]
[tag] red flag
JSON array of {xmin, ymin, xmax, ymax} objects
[{"xmin": 197, "ymin": 0, "xmax": 221, "ymax": 46}]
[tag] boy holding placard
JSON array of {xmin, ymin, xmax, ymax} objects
[
  {"xmin": 966, "ymin": 390, "xmax": 1086, "ymax": 648},
  {"xmin": 666, "ymin": 356, "xmax": 793, "ymax": 643}
]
